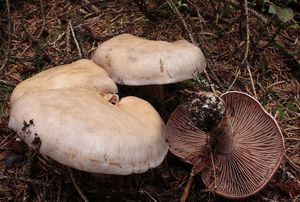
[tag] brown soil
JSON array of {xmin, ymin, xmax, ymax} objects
[{"xmin": 0, "ymin": 0, "xmax": 299, "ymax": 201}]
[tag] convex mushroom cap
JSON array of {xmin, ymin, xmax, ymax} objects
[
  {"xmin": 167, "ymin": 91, "xmax": 285, "ymax": 199},
  {"xmin": 91, "ymin": 34, "xmax": 206, "ymax": 85},
  {"xmin": 9, "ymin": 59, "xmax": 168, "ymax": 175},
  {"xmin": 10, "ymin": 59, "xmax": 118, "ymax": 105}
]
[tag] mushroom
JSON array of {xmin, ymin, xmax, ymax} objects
[
  {"xmin": 9, "ymin": 59, "xmax": 168, "ymax": 175},
  {"xmin": 91, "ymin": 34, "xmax": 206, "ymax": 102},
  {"xmin": 166, "ymin": 91, "xmax": 285, "ymax": 199},
  {"xmin": 10, "ymin": 59, "xmax": 118, "ymax": 105}
]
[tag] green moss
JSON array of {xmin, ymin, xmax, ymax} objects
[
  {"xmin": 286, "ymin": 102, "xmax": 300, "ymax": 112},
  {"xmin": 47, "ymin": 25, "xmax": 63, "ymax": 44},
  {"xmin": 276, "ymin": 106, "xmax": 287, "ymax": 120},
  {"xmin": 0, "ymin": 84, "xmax": 13, "ymax": 100}
]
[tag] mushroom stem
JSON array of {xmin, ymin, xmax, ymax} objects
[
  {"xmin": 138, "ymin": 85, "xmax": 165, "ymax": 103},
  {"xmin": 210, "ymin": 111, "xmax": 234, "ymax": 154},
  {"xmin": 115, "ymin": 84, "xmax": 165, "ymax": 104},
  {"xmin": 188, "ymin": 92, "xmax": 234, "ymax": 154}
]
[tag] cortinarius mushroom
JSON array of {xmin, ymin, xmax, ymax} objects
[
  {"xmin": 167, "ymin": 91, "xmax": 285, "ymax": 199},
  {"xmin": 9, "ymin": 59, "xmax": 168, "ymax": 175},
  {"xmin": 91, "ymin": 34, "xmax": 206, "ymax": 101}
]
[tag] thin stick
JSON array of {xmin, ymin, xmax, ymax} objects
[
  {"xmin": 262, "ymin": 21, "xmax": 296, "ymax": 49},
  {"xmin": 187, "ymin": 0, "xmax": 206, "ymax": 25},
  {"xmin": 168, "ymin": 0, "xmax": 226, "ymax": 92},
  {"xmin": 68, "ymin": 168, "xmax": 89, "ymax": 202},
  {"xmin": 1, "ymin": 0, "xmax": 11, "ymax": 70},
  {"xmin": 246, "ymin": 64, "xmax": 258, "ymax": 99},
  {"xmin": 22, "ymin": 144, "xmax": 41, "ymax": 201},
  {"xmin": 241, "ymin": 0, "xmax": 250, "ymax": 65},
  {"xmin": 82, "ymin": 0, "xmax": 100, "ymax": 13},
  {"xmin": 66, "ymin": 23, "xmax": 71, "ymax": 52},
  {"xmin": 141, "ymin": 189, "xmax": 157, "ymax": 202},
  {"xmin": 241, "ymin": 0, "xmax": 258, "ymax": 98},
  {"xmin": 285, "ymin": 137, "xmax": 300, "ymax": 141},
  {"xmin": 69, "ymin": 21, "xmax": 83, "ymax": 58},
  {"xmin": 203, "ymin": 70, "xmax": 217, "ymax": 94},
  {"xmin": 22, "ymin": 24, "xmax": 58, "ymax": 65},
  {"xmin": 167, "ymin": 0, "xmax": 197, "ymax": 45},
  {"xmin": 227, "ymin": 67, "xmax": 241, "ymax": 91},
  {"xmin": 54, "ymin": 0, "xmax": 104, "ymax": 21},
  {"xmin": 206, "ymin": 66, "xmax": 226, "ymax": 91},
  {"xmin": 56, "ymin": 177, "xmax": 62, "ymax": 202},
  {"xmin": 180, "ymin": 169, "xmax": 195, "ymax": 202},
  {"xmin": 37, "ymin": 0, "xmax": 46, "ymax": 38},
  {"xmin": 0, "ymin": 126, "xmax": 13, "ymax": 135},
  {"xmin": 226, "ymin": 0, "xmax": 269, "ymax": 23},
  {"xmin": 0, "ymin": 175, "xmax": 49, "ymax": 187},
  {"xmin": 284, "ymin": 154, "xmax": 300, "ymax": 173}
]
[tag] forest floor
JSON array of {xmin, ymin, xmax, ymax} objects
[{"xmin": 0, "ymin": 0, "xmax": 300, "ymax": 201}]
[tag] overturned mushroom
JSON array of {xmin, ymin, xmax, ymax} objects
[
  {"xmin": 167, "ymin": 91, "xmax": 285, "ymax": 199},
  {"xmin": 9, "ymin": 59, "xmax": 168, "ymax": 175},
  {"xmin": 91, "ymin": 34, "xmax": 206, "ymax": 102}
]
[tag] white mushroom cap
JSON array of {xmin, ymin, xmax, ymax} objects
[
  {"xmin": 10, "ymin": 59, "xmax": 118, "ymax": 104},
  {"xmin": 8, "ymin": 59, "xmax": 168, "ymax": 175},
  {"xmin": 91, "ymin": 34, "xmax": 206, "ymax": 85}
]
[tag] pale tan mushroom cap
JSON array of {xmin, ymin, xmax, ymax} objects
[
  {"xmin": 9, "ymin": 88, "xmax": 168, "ymax": 175},
  {"xmin": 9, "ymin": 59, "xmax": 168, "ymax": 175},
  {"xmin": 91, "ymin": 34, "xmax": 206, "ymax": 85},
  {"xmin": 10, "ymin": 59, "xmax": 118, "ymax": 105}
]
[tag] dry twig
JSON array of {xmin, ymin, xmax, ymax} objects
[
  {"xmin": 168, "ymin": 0, "xmax": 225, "ymax": 92},
  {"xmin": 242, "ymin": 0, "xmax": 258, "ymax": 98},
  {"xmin": 1, "ymin": 0, "xmax": 11, "ymax": 71},
  {"xmin": 167, "ymin": 0, "xmax": 197, "ymax": 45},
  {"xmin": 180, "ymin": 169, "xmax": 195, "ymax": 202},
  {"xmin": 68, "ymin": 168, "xmax": 89, "ymax": 202},
  {"xmin": 226, "ymin": 0, "xmax": 269, "ymax": 23},
  {"xmin": 241, "ymin": 0, "xmax": 250, "ymax": 65},
  {"xmin": 22, "ymin": 24, "xmax": 58, "ymax": 65},
  {"xmin": 69, "ymin": 21, "xmax": 83, "ymax": 58},
  {"xmin": 83, "ymin": 0, "xmax": 100, "ymax": 13},
  {"xmin": 203, "ymin": 70, "xmax": 217, "ymax": 94},
  {"xmin": 285, "ymin": 154, "xmax": 300, "ymax": 173},
  {"xmin": 56, "ymin": 0, "xmax": 105, "ymax": 19},
  {"xmin": 0, "ymin": 174, "xmax": 49, "ymax": 187},
  {"xmin": 246, "ymin": 65, "xmax": 258, "ymax": 98},
  {"xmin": 228, "ymin": 0, "xmax": 258, "ymax": 98},
  {"xmin": 37, "ymin": 0, "xmax": 46, "ymax": 39}
]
